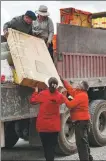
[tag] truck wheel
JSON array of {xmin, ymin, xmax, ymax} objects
[
  {"xmin": 5, "ymin": 122, "xmax": 19, "ymax": 148},
  {"xmin": 56, "ymin": 110, "xmax": 77, "ymax": 155},
  {"xmin": 89, "ymin": 100, "xmax": 106, "ymax": 146}
]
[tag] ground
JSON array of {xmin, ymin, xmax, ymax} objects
[{"xmin": 1, "ymin": 139, "xmax": 106, "ymax": 160}]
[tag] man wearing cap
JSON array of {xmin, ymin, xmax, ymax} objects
[
  {"xmin": 3, "ymin": 10, "xmax": 36, "ymax": 38},
  {"xmin": 60, "ymin": 77, "xmax": 93, "ymax": 161},
  {"xmin": 32, "ymin": 5, "xmax": 54, "ymax": 61}
]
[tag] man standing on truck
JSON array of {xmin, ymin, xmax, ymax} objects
[
  {"xmin": 60, "ymin": 77, "xmax": 93, "ymax": 161},
  {"xmin": 3, "ymin": 10, "xmax": 37, "ymax": 38},
  {"xmin": 32, "ymin": 5, "xmax": 54, "ymax": 61}
]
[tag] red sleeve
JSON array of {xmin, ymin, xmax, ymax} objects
[
  {"xmin": 63, "ymin": 80, "xmax": 76, "ymax": 97},
  {"xmin": 59, "ymin": 94, "xmax": 66, "ymax": 105},
  {"xmin": 63, "ymin": 95, "xmax": 80, "ymax": 108},
  {"xmin": 30, "ymin": 91, "xmax": 45, "ymax": 104}
]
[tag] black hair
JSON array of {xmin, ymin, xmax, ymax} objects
[{"xmin": 48, "ymin": 77, "xmax": 58, "ymax": 93}]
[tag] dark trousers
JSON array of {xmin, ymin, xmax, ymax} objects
[
  {"xmin": 48, "ymin": 42, "xmax": 54, "ymax": 62},
  {"xmin": 39, "ymin": 132, "xmax": 58, "ymax": 161},
  {"xmin": 74, "ymin": 120, "xmax": 93, "ymax": 161}
]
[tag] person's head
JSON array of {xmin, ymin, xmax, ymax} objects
[
  {"xmin": 76, "ymin": 81, "xmax": 89, "ymax": 91},
  {"xmin": 45, "ymin": 77, "xmax": 58, "ymax": 93},
  {"xmin": 24, "ymin": 10, "xmax": 37, "ymax": 24},
  {"xmin": 36, "ymin": 5, "xmax": 49, "ymax": 21}
]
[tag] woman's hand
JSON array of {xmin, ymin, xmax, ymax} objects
[
  {"xmin": 33, "ymin": 87, "xmax": 38, "ymax": 92},
  {"xmin": 33, "ymin": 83, "xmax": 39, "ymax": 92}
]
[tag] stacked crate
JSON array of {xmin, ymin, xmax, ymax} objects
[
  {"xmin": 53, "ymin": 8, "xmax": 92, "ymax": 53},
  {"xmin": 92, "ymin": 12, "xmax": 106, "ymax": 29},
  {"xmin": 60, "ymin": 7, "xmax": 92, "ymax": 28}
]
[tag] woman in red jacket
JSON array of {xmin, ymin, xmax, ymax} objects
[
  {"xmin": 61, "ymin": 78, "xmax": 93, "ymax": 161},
  {"xmin": 30, "ymin": 77, "xmax": 65, "ymax": 161}
]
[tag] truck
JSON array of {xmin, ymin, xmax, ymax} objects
[{"xmin": 1, "ymin": 11, "xmax": 106, "ymax": 155}]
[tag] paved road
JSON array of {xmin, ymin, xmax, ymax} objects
[{"xmin": 1, "ymin": 139, "xmax": 106, "ymax": 160}]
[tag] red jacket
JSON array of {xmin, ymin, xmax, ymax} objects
[
  {"xmin": 63, "ymin": 80, "xmax": 90, "ymax": 121},
  {"xmin": 30, "ymin": 89, "xmax": 65, "ymax": 132}
]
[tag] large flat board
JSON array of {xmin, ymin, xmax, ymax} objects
[{"xmin": 7, "ymin": 29, "xmax": 63, "ymax": 88}]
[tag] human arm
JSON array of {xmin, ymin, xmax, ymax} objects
[
  {"xmin": 59, "ymin": 75, "xmax": 75, "ymax": 97},
  {"xmin": 3, "ymin": 17, "xmax": 17, "ymax": 38},
  {"xmin": 47, "ymin": 18, "xmax": 54, "ymax": 44},
  {"xmin": 30, "ymin": 87, "xmax": 45, "ymax": 104},
  {"xmin": 63, "ymin": 95, "xmax": 81, "ymax": 109},
  {"xmin": 32, "ymin": 20, "xmax": 42, "ymax": 36},
  {"xmin": 63, "ymin": 80, "xmax": 76, "ymax": 97}
]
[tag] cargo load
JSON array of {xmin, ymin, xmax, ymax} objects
[
  {"xmin": 52, "ymin": 34, "xmax": 57, "ymax": 51},
  {"xmin": 92, "ymin": 12, "xmax": 106, "ymax": 29},
  {"xmin": 60, "ymin": 7, "xmax": 92, "ymax": 28},
  {"xmin": 7, "ymin": 28, "xmax": 63, "ymax": 88}
]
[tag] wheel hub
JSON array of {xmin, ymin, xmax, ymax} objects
[
  {"xmin": 64, "ymin": 118, "xmax": 75, "ymax": 144},
  {"xmin": 98, "ymin": 111, "xmax": 106, "ymax": 136}
]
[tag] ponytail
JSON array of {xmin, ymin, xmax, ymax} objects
[
  {"xmin": 49, "ymin": 83, "xmax": 58, "ymax": 93},
  {"xmin": 48, "ymin": 77, "xmax": 58, "ymax": 93}
]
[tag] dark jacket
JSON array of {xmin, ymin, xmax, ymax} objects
[
  {"xmin": 3, "ymin": 15, "xmax": 32, "ymax": 35},
  {"xmin": 30, "ymin": 89, "xmax": 65, "ymax": 132}
]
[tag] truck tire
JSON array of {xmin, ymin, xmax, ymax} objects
[
  {"xmin": 89, "ymin": 100, "xmax": 106, "ymax": 146},
  {"xmin": 56, "ymin": 110, "xmax": 77, "ymax": 155},
  {"xmin": 5, "ymin": 122, "xmax": 19, "ymax": 148}
]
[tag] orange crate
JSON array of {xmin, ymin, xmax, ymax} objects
[
  {"xmin": 53, "ymin": 34, "xmax": 57, "ymax": 50},
  {"xmin": 60, "ymin": 7, "xmax": 92, "ymax": 28}
]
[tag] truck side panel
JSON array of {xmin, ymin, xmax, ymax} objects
[
  {"xmin": 57, "ymin": 53, "xmax": 106, "ymax": 78},
  {"xmin": 57, "ymin": 24, "xmax": 106, "ymax": 54},
  {"xmin": 1, "ymin": 85, "xmax": 39, "ymax": 122},
  {"xmin": 57, "ymin": 53, "xmax": 106, "ymax": 87}
]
